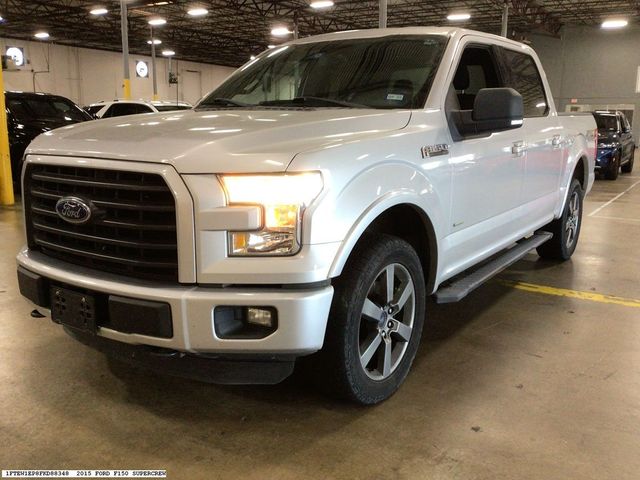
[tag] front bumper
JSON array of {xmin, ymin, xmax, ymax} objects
[
  {"xmin": 595, "ymin": 147, "xmax": 616, "ymax": 169},
  {"xmin": 17, "ymin": 248, "xmax": 334, "ymax": 356}
]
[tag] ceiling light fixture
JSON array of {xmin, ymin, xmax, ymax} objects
[
  {"xmin": 601, "ymin": 19, "xmax": 628, "ymax": 29},
  {"xmin": 271, "ymin": 26, "xmax": 292, "ymax": 36},
  {"xmin": 250, "ymin": 55, "xmax": 256, "ymax": 60},
  {"xmin": 447, "ymin": 13, "xmax": 471, "ymax": 21},
  {"xmin": 187, "ymin": 7, "xmax": 208, "ymax": 16},
  {"xmin": 310, "ymin": 1, "xmax": 334, "ymax": 8},
  {"xmin": 34, "ymin": 32, "xmax": 50, "ymax": 39},
  {"xmin": 162, "ymin": 50, "xmax": 175, "ymax": 56},
  {"xmin": 148, "ymin": 17, "xmax": 167, "ymax": 26},
  {"xmin": 147, "ymin": 39, "xmax": 162, "ymax": 44},
  {"xmin": 267, "ymin": 44, "xmax": 276, "ymax": 49},
  {"xmin": 90, "ymin": 7, "xmax": 108, "ymax": 15}
]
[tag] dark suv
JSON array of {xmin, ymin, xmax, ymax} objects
[
  {"xmin": 593, "ymin": 110, "xmax": 635, "ymax": 180},
  {"xmin": 6, "ymin": 91, "xmax": 93, "ymax": 186}
]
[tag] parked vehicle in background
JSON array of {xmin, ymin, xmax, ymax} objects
[
  {"xmin": 593, "ymin": 110, "xmax": 635, "ymax": 180},
  {"xmin": 6, "ymin": 91, "xmax": 93, "ymax": 186},
  {"xmin": 17, "ymin": 28, "xmax": 597, "ymax": 404},
  {"xmin": 85, "ymin": 99, "xmax": 192, "ymax": 118}
]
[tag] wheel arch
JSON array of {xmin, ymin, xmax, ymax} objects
[{"xmin": 329, "ymin": 200, "xmax": 439, "ymax": 295}]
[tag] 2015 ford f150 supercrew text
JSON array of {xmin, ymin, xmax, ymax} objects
[{"xmin": 17, "ymin": 28, "xmax": 596, "ymax": 404}]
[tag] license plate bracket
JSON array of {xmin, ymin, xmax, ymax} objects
[{"xmin": 50, "ymin": 286, "xmax": 98, "ymax": 333}]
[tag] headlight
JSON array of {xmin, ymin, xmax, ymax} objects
[{"xmin": 219, "ymin": 172, "xmax": 323, "ymax": 256}]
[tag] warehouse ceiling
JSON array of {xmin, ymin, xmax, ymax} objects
[{"xmin": 0, "ymin": 0, "xmax": 638, "ymax": 67}]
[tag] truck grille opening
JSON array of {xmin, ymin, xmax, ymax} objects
[{"xmin": 24, "ymin": 164, "xmax": 179, "ymax": 282}]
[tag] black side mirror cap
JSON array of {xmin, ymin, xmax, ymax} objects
[{"xmin": 453, "ymin": 87, "xmax": 524, "ymax": 137}]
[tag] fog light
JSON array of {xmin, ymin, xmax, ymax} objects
[
  {"xmin": 247, "ymin": 307, "xmax": 274, "ymax": 327},
  {"xmin": 214, "ymin": 306, "xmax": 278, "ymax": 339}
]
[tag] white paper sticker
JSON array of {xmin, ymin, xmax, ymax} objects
[{"xmin": 386, "ymin": 93, "xmax": 404, "ymax": 101}]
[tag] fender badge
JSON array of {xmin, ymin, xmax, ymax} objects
[{"xmin": 421, "ymin": 144, "xmax": 449, "ymax": 158}]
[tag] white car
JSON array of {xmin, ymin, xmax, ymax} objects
[
  {"xmin": 84, "ymin": 99, "xmax": 192, "ymax": 118},
  {"xmin": 18, "ymin": 27, "xmax": 596, "ymax": 404}
]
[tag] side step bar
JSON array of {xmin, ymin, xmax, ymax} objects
[{"xmin": 434, "ymin": 232, "xmax": 553, "ymax": 304}]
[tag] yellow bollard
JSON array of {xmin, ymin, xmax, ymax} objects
[
  {"xmin": 123, "ymin": 78, "xmax": 131, "ymax": 100},
  {"xmin": 0, "ymin": 64, "xmax": 15, "ymax": 206}
]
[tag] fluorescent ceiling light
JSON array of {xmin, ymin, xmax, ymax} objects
[
  {"xmin": 90, "ymin": 8, "xmax": 108, "ymax": 15},
  {"xmin": 34, "ymin": 32, "xmax": 50, "ymax": 39},
  {"xmin": 601, "ymin": 19, "xmax": 628, "ymax": 29},
  {"xmin": 162, "ymin": 50, "xmax": 175, "ymax": 56},
  {"xmin": 147, "ymin": 39, "xmax": 162, "ymax": 44},
  {"xmin": 250, "ymin": 55, "xmax": 256, "ymax": 60},
  {"xmin": 148, "ymin": 18, "xmax": 167, "ymax": 26},
  {"xmin": 310, "ymin": 1, "xmax": 334, "ymax": 8},
  {"xmin": 267, "ymin": 44, "xmax": 276, "ymax": 49},
  {"xmin": 271, "ymin": 26, "xmax": 292, "ymax": 36},
  {"xmin": 447, "ymin": 13, "xmax": 471, "ymax": 21},
  {"xmin": 187, "ymin": 8, "xmax": 208, "ymax": 16},
  {"xmin": 0, "ymin": 16, "xmax": 4, "ymax": 21}
]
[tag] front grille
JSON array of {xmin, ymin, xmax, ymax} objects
[{"xmin": 25, "ymin": 164, "xmax": 179, "ymax": 282}]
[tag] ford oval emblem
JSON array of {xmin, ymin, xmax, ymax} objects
[{"xmin": 55, "ymin": 197, "xmax": 93, "ymax": 224}]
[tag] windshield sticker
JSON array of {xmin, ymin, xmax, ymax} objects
[{"xmin": 386, "ymin": 93, "xmax": 404, "ymax": 101}]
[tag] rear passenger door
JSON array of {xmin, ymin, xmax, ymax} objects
[{"xmin": 499, "ymin": 47, "xmax": 562, "ymax": 207}]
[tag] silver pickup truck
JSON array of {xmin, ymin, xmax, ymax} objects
[{"xmin": 17, "ymin": 27, "xmax": 596, "ymax": 404}]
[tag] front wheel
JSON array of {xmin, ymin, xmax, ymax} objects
[
  {"xmin": 621, "ymin": 148, "xmax": 635, "ymax": 173},
  {"xmin": 319, "ymin": 234, "xmax": 426, "ymax": 404},
  {"xmin": 536, "ymin": 178, "xmax": 584, "ymax": 261},
  {"xmin": 604, "ymin": 152, "xmax": 620, "ymax": 180}
]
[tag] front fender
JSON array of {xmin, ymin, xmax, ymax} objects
[{"xmin": 304, "ymin": 161, "xmax": 447, "ymax": 280}]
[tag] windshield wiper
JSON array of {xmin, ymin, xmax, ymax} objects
[
  {"xmin": 258, "ymin": 96, "xmax": 369, "ymax": 109},
  {"xmin": 198, "ymin": 98, "xmax": 252, "ymax": 108}
]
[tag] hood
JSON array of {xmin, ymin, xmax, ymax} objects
[{"xmin": 26, "ymin": 108, "xmax": 411, "ymax": 173}]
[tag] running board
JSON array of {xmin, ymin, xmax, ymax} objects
[{"xmin": 434, "ymin": 232, "xmax": 553, "ymax": 304}]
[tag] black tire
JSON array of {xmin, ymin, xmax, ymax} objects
[
  {"xmin": 536, "ymin": 178, "xmax": 584, "ymax": 261},
  {"xmin": 318, "ymin": 234, "xmax": 426, "ymax": 404},
  {"xmin": 621, "ymin": 148, "xmax": 635, "ymax": 173},
  {"xmin": 604, "ymin": 151, "xmax": 620, "ymax": 180}
]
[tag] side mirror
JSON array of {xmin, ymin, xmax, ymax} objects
[{"xmin": 454, "ymin": 88, "xmax": 524, "ymax": 137}]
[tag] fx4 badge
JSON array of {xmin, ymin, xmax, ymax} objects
[{"xmin": 420, "ymin": 144, "xmax": 449, "ymax": 158}]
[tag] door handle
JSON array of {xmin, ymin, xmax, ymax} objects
[
  {"xmin": 512, "ymin": 141, "xmax": 527, "ymax": 156},
  {"xmin": 552, "ymin": 135, "xmax": 562, "ymax": 148}
]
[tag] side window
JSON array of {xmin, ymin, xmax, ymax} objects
[
  {"xmin": 451, "ymin": 46, "xmax": 502, "ymax": 110},
  {"xmin": 501, "ymin": 49, "xmax": 548, "ymax": 118},
  {"xmin": 104, "ymin": 103, "xmax": 150, "ymax": 117}
]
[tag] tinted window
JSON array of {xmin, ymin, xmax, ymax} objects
[
  {"xmin": 594, "ymin": 114, "xmax": 618, "ymax": 131},
  {"xmin": 501, "ymin": 49, "xmax": 548, "ymax": 117},
  {"xmin": 7, "ymin": 95, "xmax": 90, "ymax": 123},
  {"xmin": 154, "ymin": 105, "xmax": 192, "ymax": 112},
  {"xmin": 201, "ymin": 35, "xmax": 447, "ymax": 109},
  {"xmin": 451, "ymin": 46, "xmax": 502, "ymax": 110},
  {"xmin": 104, "ymin": 103, "xmax": 153, "ymax": 117}
]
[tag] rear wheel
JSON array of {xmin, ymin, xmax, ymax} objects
[
  {"xmin": 319, "ymin": 234, "xmax": 426, "ymax": 404},
  {"xmin": 536, "ymin": 178, "xmax": 584, "ymax": 261},
  {"xmin": 604, "ymin": 151, "xmax": 620, "ymax": 180},
  {"xmin": 621, "ymin": 147, "xmax": 635, "ymax": 173}
]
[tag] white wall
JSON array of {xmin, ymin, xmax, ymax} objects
[{"xmin": 0, "ymin": 38, "xmax": 236, "ymax": 106}]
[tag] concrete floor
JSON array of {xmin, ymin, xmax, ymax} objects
[{"xmin": 1, "ymin": 170, "xmax": 639, "ymax": 480}]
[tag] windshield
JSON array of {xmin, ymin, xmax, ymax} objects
[
  {"xmin": 199, "ymin": 35, "xmax": 447, "ymax": 110},
  {"xmin": 85, "ymin": 105, "xmax": 103, "ymax": 115},
  {"xmin": 7, "ymin": 95, "xmax": 92, "ymax": 123},
  {"xmin": 594, "ymin": 114, "xmax": 619, "ymax": 131}
]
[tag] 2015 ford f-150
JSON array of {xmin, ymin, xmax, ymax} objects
[{"xmin": 17, "ymin": 28, "xmax": 596, "ymax": 404}]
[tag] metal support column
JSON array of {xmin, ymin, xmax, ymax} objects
[
  {"xmin": 150, "ymin": 26, "xmax": 158, "ymax": 101},
  {"xmin": 0, "ymin": 64, "xmax": 14, "ymax": 205},
  {"xmin": 379, "ymin": 0, "xmax": 387, "ymax": 28},
  {"xmin": 501, "ymin": 3, "xmax": 509, "ymax": 38},
  {"xmin": 120, "ymin": 0, "xmax": 131, "ymax": 99}
]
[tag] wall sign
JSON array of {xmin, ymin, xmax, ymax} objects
[{"xmin": 135, "ymin": 60, "xmax": 149, "ymax": 78}]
